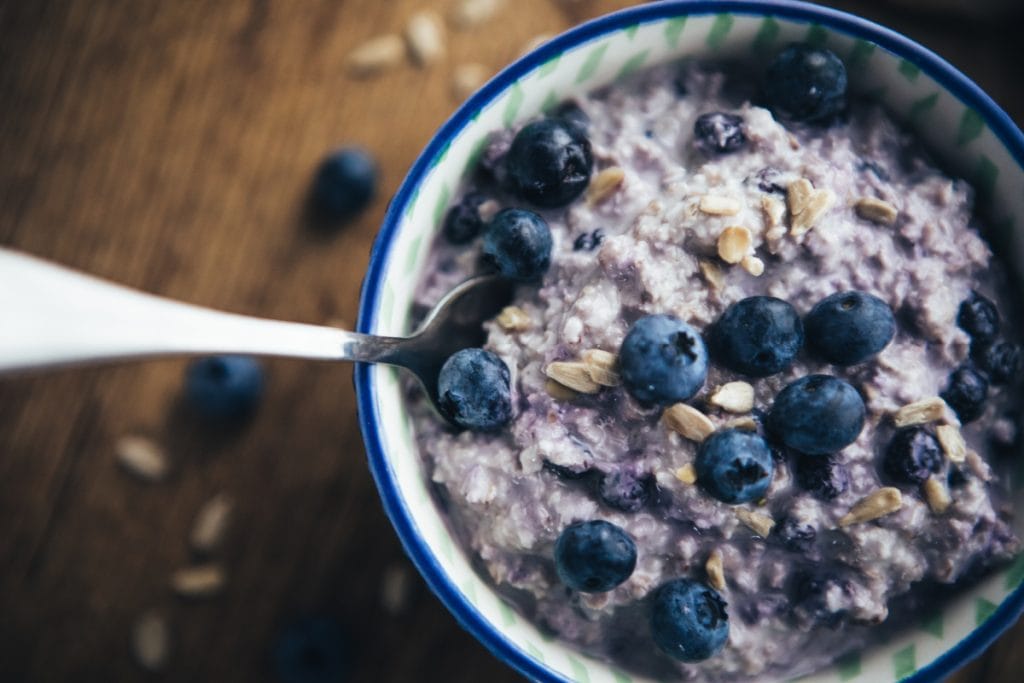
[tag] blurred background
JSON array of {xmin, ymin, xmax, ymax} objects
[{"xmin": 0, "ymin": 0, "xmax": 1022, "ymax": 681}]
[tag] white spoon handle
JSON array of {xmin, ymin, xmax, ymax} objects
[{"xmin": 0, "ymin": 248, "xmax": 363, "ymax": 372}]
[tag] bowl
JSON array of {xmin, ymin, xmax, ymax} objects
[{"xmin": 354, "ymin": 1, "xmax": 1024, "ymax": 681}]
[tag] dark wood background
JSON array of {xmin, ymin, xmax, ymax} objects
[{"xmin": 0, "ymin": 1, "xmax": 1021, "ymax": 681}]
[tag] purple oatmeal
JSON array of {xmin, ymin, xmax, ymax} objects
[{"xmin": 406, "ymin": 53, "xmax": 1022, "ymax": 681}]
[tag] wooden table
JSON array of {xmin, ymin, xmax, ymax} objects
[{"xmin": 0, "ymin": 1, "xmax": 1021, "ymax": 680}]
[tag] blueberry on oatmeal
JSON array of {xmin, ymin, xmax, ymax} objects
[
  {"xmin": 957, "ymin": 291, "xmax": 1000, "ymax": 344},
  {"xmin": 619, "ymin": 315, "xmax": 708, "ymax": 405},
  {"xmin": 481, "ymin": 208, "xmax": 552, "ymax": 281},
  {"xmin": 941, "ymin": 365, "xmax": 990, "ymax": 423},
  {"xmin": 763, "ymin": 43, "xmax": 847, "ymax": 123},
  {"xmin": 767, "ymin": 375, "xmax": 865, "ymax": 455},
  {"xmin": 554, "ymin": 520, "xmax": 637, "ymax": 593},
  {"xmin": 708, "ymin": 296, "xmax": 804, "ymax": 377},
  {"xmin": 693, "ymin": 112, "xmax": 747, "ymax": 155},
  {"xmin": 437, "ymin": 348, "xmax": 512, "ymax": 431},
  {"xmin": 506, "ymin": 118, "xmax": 593, "ymax": 208},
  {"xmin": 794, "ymin": 453, "xmax": 850, "ymax": 500},
  {"xmin": 695, "ymin": 428, "xmax": 774, "ymax": 504},
  {"xmin": 650, "ymin": 579, "xmax": 729, "ymax": 662},
  {"xmin": 804, "ymin": 291, "xmax": 895, "ymax": 366},
  {"xmin": 442, "ymin": 192, "xmax": 488, "ymax": 244},
  {"xmin": 883, "ymin": 426, "xmax": 944, "ymax": 485}
]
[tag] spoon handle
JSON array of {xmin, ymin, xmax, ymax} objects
[{"xmin": 0, "ymin": 248, "xmax": 400, "ymax": 373}]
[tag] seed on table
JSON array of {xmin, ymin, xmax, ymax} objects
[
  {"xmin": 171, "ymin": 564, "xmax": 226, "ymax": 599},
  {"xmin": 189, "ymin": 493, "xmax": 234, "ymax": 555},
  {"xmin": 451, "ymin": 0, "xmax": 503, "ymax": 28},
  {"xmin": 452, "ymin": 63, "xmax": 489, "ymax": 101},
  {"xmin": 405, "ymin": 11, "xmax": 444, "ymax": 66},
  {"xmin": 131, "ymin": 610, "xmax": 171, "ymax": 672},
  {"xmin": 380, "ymin": 563, "xmax": 413, "ymax": 615},
  {"xmin": 347, "ymin": 35, "xmax": 405, "ymax": 77},
  {"xmin": 116, "ymin": 435, "xmax": 169, "ymax": 483}
]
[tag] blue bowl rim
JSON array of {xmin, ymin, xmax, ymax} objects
[{"xmin": 355, "ymin": 1, "xmax": 1024, "ymax": 682}]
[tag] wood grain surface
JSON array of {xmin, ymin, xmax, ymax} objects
[{"xmin": 0, "ymin": 1, "xmax": 1021, "ymax": 681}]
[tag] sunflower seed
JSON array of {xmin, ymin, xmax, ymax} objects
[
  {"xmin": 717, "ymin": 226, "xmax": 752, "ymax": 264},
  {"xmin": 675, "ymin": 463, "xmax": 698, "ymax": 485},
  {"xmin": 723, "ymin": 416, "xmax": 759, "ymax": 431},
  {"xmin": 935, "ymin": 424, "xmax": 967, "ymax": 463},
  {"xmin": 838, "ymin": 487, "xmax": 902, "ymax": 527},
  {"xmin": 923, "ymin": 476, "xmax": 951, "ymax": 515},
  {"xmin": 347, "ymin": 35, "xmax": 405, "ymax": 77},
  {"xmin": 405, "ymin": 11, "xmax": 445, "ymax": 66},
  {"xmin": 545, "ymin": 361, "xmax": 601, "ymax": 394},
  {"xmin": 189, "ymin": 494, "xmax": 234, "ymax": 555},
  {"xmin": 587, "ymin": 167, "xmax": 626, "ymax": 205},
  {"xmin": 452, "ymin": 63, "xmax": 489, "ymax": 101},
  {"xmin": 496, "ymin": 305, "xmax": 531, "ymax": 332},
  {"xmin": 663, "ymin": 404, "xmax": 715, "ymax": 442},
  {"xmin": 709, "ymin": 381, "xmax": 755, "ymax": 413},
  {"xmin": 451, "ymin": 0, "xmax": 503, "ymax": 28},
  {"xmin": 699, "ymin": 260, "xmax": 725, "ymax": 289},
  {"xmin": 132, "ymin": 610, "xmax": 170, "ymax": 672},
  {"xmin": 116, "ymin": 436, "xmax": 169, "ymax": 482},
  {"xmin": 855, "ymin": 197, "xmax": 898, "ymax": 225},
  {"xmin": 545, "ymin": 378, "xmax": 579, "ymax": 401},
  {"xmin": 171, "ymin": 564, "xmax": 226, "ymax": 598},
  {"xmin": 965, "ymin": 449, "xmax": 992, "ymax": 482},
  {"xmin": 735, "ymin": 508, "xmax": 775, "ymax": 537},
  {"xmin": 705, "ymin": 549, "xmax": 726, "ymax": 590},
  {"xmin": 380, "ymin": 563, "xmax": 413, "ymax": 615},
  {"xmin": 892, "ymin": 397, "xmax": 947, "ymax": 427},
  {"xmin": 699, "ymin": 194, "xmax": 742, "ymax": 216},
  {"xmin": 581, "ymin": 349, "xmax": 620, "ymax": 387}
]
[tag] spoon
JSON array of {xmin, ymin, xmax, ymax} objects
[{"xmin": 0, "ymin": 248, "xmax": 514, "ymax": 419}]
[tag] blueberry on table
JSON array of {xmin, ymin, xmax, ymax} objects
[
  {"xmin": 185, "ymin": 355, "xmax": 264, "ymax": 422},
  {"xmin": 481, "ymin": 208, "xmax": 552, "ymax": 282},
  {"xmin": 437, "ymin": 348, "xmax": 513, "ymax": 431},
  {"xmin": 957, "ymin": 291, "xmax": 1000, "ymax": 344},
  {"xmin": 708, "ymin": 296, "xmax": 804, "ymax": 377},
  {"xmin": 763, "ymin": 43, "xmax": 847, "ymax": 123},
  {"xmin": 554, "ymin": 520, "xmax": 637, "ymax": 593},
  {"xmin": 773, "ymin": 516, "xmax": 817, "ymax": 553},
  {"xmin": 794, "ymin": 453, "xmax": 849, "ymax": 500},
  {"xmin": 974, "ymin": 341, "xmax": 1021, "ymax": 385},
  {"xmin": 312, "ymin": 147, "xmax": 377, "ymax": 222},
  {"xmin": 506, "ymin": 119, "xmax": 593, "ymax": 208},
  {"xmin": 693, "ymin": 112, "xmax": 747, "ymax": 155},
  {"xmin": 695, "ymin": 428, "xmax": 774, "ymax": 504},
  {"xmin": 442, "ymin": 192, "xmax": 488, "ymax": 244},
  {"xmin": 650, "ymin": 578, "xmax": 729, "ymax": 662},
  {"xmin": 598, "ymin": 469, "xmax": 653, "ymax": 513},
  {"xmin": 884, "ymin": 426, "xmax": 943, "ymax": 485},
  {"xmin": 272, "ymin": 616, "xmax": 348, "ymax": 683},
  {"xmin": 767, "ymin": 375, "xmax": 865, "ymax": 455},
  {"xmin": 804, "ymin": 291, "xmax": 896, "ymax": 366},
  {"xmin": 618, "ymin": 315, "xmax": 708, "ymax": 405},
  {"xmin": 941, "ymin": 365, "xmax": 989, "ymax": 423}
]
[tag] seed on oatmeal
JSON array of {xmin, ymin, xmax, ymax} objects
[
  {"xmin": 705, "ymin": 549, "xmax": 726, "ymax": 590},
  {"xmin": 699, "ymin": 194, "xmax": 742, "ymax": 216},
  {"xmin": 855, "ymin": 197, "xmax": 898, "ymax": 225},
  {"xmin": 405, "ymin": 11, "xmax": 444, "ymax": 66},
  {"xmin": 761, "ymin": 195, "xmax": 785, "ymax": 229},
  {"xmin": 675, "ymin": 463, "xmax": 698, "ymax": 485},
  {"xmin": 132, "ymin": 610, "xmax": 170, "ymax": 672},
  {"xmin": 717, "ymin": 226, "xmax": 752, "ymax": 264},
  {"xmin": 116, "ymin": 436, "xmax": 169, "ymax": 482},
  {"xmin": 663, "ymin": 403, "xmax": 715, "ymax": 442},
  {"xmin": 451, "ymin": 0, "xmax": 503, "ymax": 28},
  {"xmin": 724, "ymin": 416, "xmax": 759, "ymax": 431},
  {"xmin": 923, "ymin": 476, "xmax": 952, "ymax": 514},
  {"xmin": 735, "ymin": 508, "xmax": 775, "ymax": 537},
  {"xmin": 496, "ymin": 305, "xmax": 531, "ymax": 331},
  {"xmin": 838, "ymin": 487, "xmax": 902, "ymax": 527},
  {"xmin": 709, "ymin": 381, "xmax": 755, "ymax": 413},
  {"xmin": 189, "ymin": 494, "xmax": 233, "ymax": 554},
  {"xmin": 477, "ymin": 198, "xmax": 501, "ymax": 223},
  {"xmin": 171, "ymin": 564, "xmax": 226, "ymax": 598},
  {"xmin": 741, "ymin": 255, "xmax": 765, "ymax": 277},
  {"xmin": 452, "ymin": 63, "xmax": 489, "ymax": 101},
  {"xmin": 545, "ymin": 361, "xmax": 602, "ymax": 394},
  {"xmin": 587, "ymin": 167, "xmax": 626, "ymax": 205},
  {"xmin": 892, "ymin": 397, "xmax": 948, "ymax": 427},
  {"xmin": 545, "ymin": 379, "xmax": 579, "ymax": 401},
  {"xmin": 581, "ymin": 349, "xmax": 620, "ymax": 387},
  {"xmin": 699, "ymin": 260, "xmax": 725, "ymax": 289},
  {"xmin": 965, "ymin": 449, "xmax": 992, "ymax": 482},
  {"xmin": 935, "ymin": 424, "xmax": 967, "ymax": 463},
  {"xmin": 347, "ymin": 35, "xmax": 405, "ymax": 77}
]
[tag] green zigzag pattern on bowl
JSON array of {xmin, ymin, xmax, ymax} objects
[{"xmin": 370, "ymin": 11, "xmax": 1024, "ymax": 683}]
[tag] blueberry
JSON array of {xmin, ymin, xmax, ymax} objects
[
  {"xmin": 553, "ymin": 100, "xmax": 590, "ymax": 133},
  {"xmin": 789, "ymin": 566, "xmax": 848, "ymax": 626},
  {"xmin": 618, "ymin": 315, "xmax": 708, "ymax": 405},
  {"xmin": 506, "ymin": 119, "xmax": 593, "ymax": 207},
  {"xmin": 481, "ymin": 208, "xmax": 552, "ymax": 281},
  {"xmin": 708, "ymin": 297, "xmax": 804, "ymax": 377},
  {"xmin": 312, "ymin": 147, "xmax": 377, "ymax": 221},
  {"xmin": 442, "ymin": 192, "xmax": 488, "ymax": 244},
  {"xmin": 763, "ymin": 43, "xmax": 847, "ymax": 123},
  {"xmin": 598, "ymin": 469, "xmax": 654, "ymax": 513},
  {"xmin": 858, "ymin": 159, "xmax": 890, "ymax": 182},
  {"xmin": 649, "ymin": 579, "xmax": 729, "ymax": 662},
  {"xmin": 437, "ymin": 348, "xmax": 513, "ymax": 431},
  {"xmin": 974, "ymin": 341, "xmax": 1021, "ymax": 385},
  {"xmin": 794, "ymin": 454, "xmax": 849, "ymax": 500},
  {"xmin": 573, "ymin": 228, "xmax": 604, "ymax": 252},
  {"xmin": 754, "ymin": 167, "xmax": 786, "ymax": 194},
  {"xmin": 773, "ymin": 516, "xmax": 817, "ymax": 553},
  {"xmin": 804, "ymin": 291, "xmax": 896, "ymax": 366},
  {"xmin": 272, "ymin": 616, "xmax": 348, "ymax": 683},
  {"xmin": 554, "ymin": 520, "xmax": 637, "ymax": 593},
  {"xmin": 695, "ymin": 429, "xmax": 774, "ymax": 504},
  {"xmin": 185, "ymin": 355, "xmax": 264, "ymax": 422},
  {"xmin": 941, "ymin": 365, "xmax": 989, "ymax": 423},
  {"xmin": 883, "ymin": 427, "xmax": 943, "ymax": 485},
  {"xmin": 767, "ymin": 375, "xmax": 865, "ymax": 455},
  {"xmin": 693, "ymin": 112, "xmax": 747, "ymax": 155},
  {"xmin": 957, "ymin": 291, "xmax": 1000, "ymax": 343},
  {"xmin": 948, "ymin": 466, "xmax": 969, "ymax": 488}
]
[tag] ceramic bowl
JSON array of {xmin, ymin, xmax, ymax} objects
[{"xmin": 355, "ymin": 1, "xmax": 1024, "ymax": 681}]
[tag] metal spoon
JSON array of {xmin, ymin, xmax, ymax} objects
[{"xmin": 0, "ymin": 248, "xmax": 514, "ymax": 418}]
